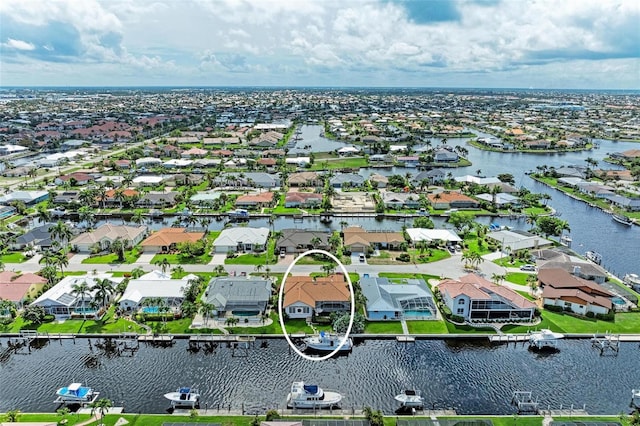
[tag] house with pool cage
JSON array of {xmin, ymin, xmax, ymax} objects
[{"xmin": 360, "ymin": 277, "xmax": 438, "ymax": 320}]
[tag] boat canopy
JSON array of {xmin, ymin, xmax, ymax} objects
[
  {"xmin": 68, "ymin": 383, "xmax": 82, "ymax": 392},
  {"xmin": 179, "ymin": 387, "xmax": 191, "ymax": 394},
  {"xmin": 304, "ymin": 385, "xmax": 319, "ymax": 394}
]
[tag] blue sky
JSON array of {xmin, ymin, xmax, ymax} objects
[{"xmin": 1, "ymin": 0, "xmax": 639, "ymax": 89}]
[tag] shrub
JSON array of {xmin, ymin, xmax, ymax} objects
[
  {"xmin": 543, "ymin": 304, "xmax": 564, "ymax": 312},
  {"xmin": 450, "ymin": 315, "xmax": 465, "ymax": 323},
  {"xmin": 396, "ymin": 253, "xmax": 411, "ymax": 262},
  {"xmin": 595, "ymin": 312, "xmax": 615, "ymax": 321},
  {"xmin": 585, "ymin": 311, "xmax": 595, "ymax": 318}
]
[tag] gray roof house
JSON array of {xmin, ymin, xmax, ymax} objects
[
  {"xmin": 330, "ymin": 173, "xmax": 365, "ymax": 189},
  {"xmin": 434, "ymin": 149, "xmax": 459, "ymax": 163},
  {"xmin": 214, "ymin": 172, "xmax": 281, "ymax": 188},
  {"xmin": 412, "ymin": 169, "xmax": 445, "ymax": 185},
  {"xmin": 213, "ymin": 227, "xmax": 270, "ymax": 253},
  {"xmin": 360, "ymin": 277, "xmax": 437, "ymax": 321},
  {"xmin": 136, "ymin": 191, "xmax": 179, "ymax": 208},
  {"xmin": 382, "ymin": 192, "xmax": 421, "ymax": 209},
  {"xmin": 276, "ymin": 229, "xmax": 332, "ymax": 254},
  {"xmin": 202, "ymin": 277, "xmax": 271, "ymax": 316}
]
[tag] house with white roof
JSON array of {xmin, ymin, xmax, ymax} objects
[
  {"xmin": 0, "ymin": 190, "xmax": 49, "ymax": 206},
  {"xmin": 118, "ymin": 270, "xmax": 198, "ymax": 313},
  {"xmin": 132, "ymin": 175, "xmax": 164, "ymax": 186},
  {"xmin": 70, "ymin": 224, "xmax": 147, "ymax": 253},
  {"xmin": 135, "ymin": 157, "xmax": 163, "ymax": 167},
  {"xmin": 406, "ymin": 228, "xmax": 462, "ymax": 244},
  {"xmin": 31, "ymin": 273, "xmax": 123, "ymax": 319},
  {"xmin": 360, "ymin": 277, "xmax": 437, "ymax": 320},
  {"xmin": 486, "ymin": 230, "xmax": 553, "ymax": 252},
  {"xmin": 212, "ymin": 227, "xmax": 270, "ymax": 253}
]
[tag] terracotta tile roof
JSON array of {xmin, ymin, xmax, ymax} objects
[
  {"xmin": 538, "ymin": 268, "xmax": 612, "ymax": 297},
  {"xmin": 438, "ymin": 273, "xmax": 536, "ymax": 309},
  {"xmin": 141, "ymin": 227, "xmax": 204, "ymax": 246},
  {"xmin": 284, "ymin": 275, "xmax": 350, "ymax": 307},
  {"xmin": 236, "ymin": 192, "xmax": 275, "ymax": 203},
  {"xmin": 427, "ymin": 192, "xmax": 476, "ymax": 203}
]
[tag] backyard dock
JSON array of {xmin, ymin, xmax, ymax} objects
[{"xmin": 488, "ymin": 334, "xmax": 529, "ymax": 343}]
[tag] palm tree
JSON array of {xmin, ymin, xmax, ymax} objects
[
  {"xmin": 91, "ymin": 278, "xmax": 114, "ymax": 308},
  {"xmin": 36, "ymin": 205, "xmax": 51, "ymax": 225},
  {"xmin": 491, "ymin": 273, "xmax": 506, "ymax": 286},
  {"xmin": 171, "ymin": 265, "xmax": 185, "ymax": 277},
  {"xmin": 131, "ymin": 266, "xmax": 145, "ymax": 279},
  {"xmin": 89, "ymin": 397, "xmax": 112, "ymax": 424},
  {"xmin": 130, "ymin": 211, "xmax": 145, "ymax": 226},
  {"xmin": 200, "ymin": 302, "xmax": 216, "ymax": 326},
  {"xmin": 71, "ymin": 281, "xmax": 91, "ymax": 317},
  {"xmin": 49, "ymin": 220, "xmax": 73, "ymax": 247},
  {"xmin": 155, "ymin": 258, "xmax": 171, "ymax": 274},
  {"xmin": 254, "ymin": 264, "xmax": 264, "ymax": 274},
  {"xmin": 53, "ymin": 248, "xmax": 69, "ymax": 275},
  {"xmin": 214, "ymin": 265, "xmax": 226, "ymax": 276}
]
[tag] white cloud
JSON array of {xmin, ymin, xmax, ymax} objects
[{"xmin": 2, "ymin": 38, "xmax": 36, "ymax": 51}]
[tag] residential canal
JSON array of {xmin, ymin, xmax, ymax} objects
[{"xmin": 0, "ymin": 337, "xmax": 638, "ymax": 414}]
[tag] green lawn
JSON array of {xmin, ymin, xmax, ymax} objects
[
  {"xmin": 310, "ymin": 157, "xmax": 369, "ymax": 170},
  {"xmin": 1, "ymin": 252, "xmax": 28, "ymax": 263},
  {"xmin": 150, "ymin": 252, "xmax": 213, "ymax": 265},
  {"xmin": 406, "ymin": 320, "xmax": 449, "ymax": 334},
  {"xmin": 505, "ymin": 272, "xmax": 532, "ymax": 286},
  {"xmin": 502, "ymin": 310, "xmax": 640, "ymax": 334},
  {"xmin": 0, "ymin": 308, "xmax": 146, "ymax": 334},
  {"xmin": 81, "ymin": 249, "xmax": 141, "ymax": 264},
  {"xmin": 225, "ymin": 252, "xmax": 273, "ymax": 265},
  {"xmin": 364, "ymin": 321, "xmax": 404, "ymax": 334},
  {"xmin": 377, "ymin": 272, "xmax": 443, "ymax": 283}
]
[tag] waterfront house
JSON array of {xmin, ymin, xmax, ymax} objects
[
  {"xmin": 360, "ymin": 276, "xmax": 437, "ymax": 320},
  {"xmin": 54, "ymin": 172, "xmax": 94, "ymax": 186},
  {"xmin": 70, "ymin": 224, "xmax": 147, "ymax": 253},
  {"xmin": 214, "ymin": 172, "xmax": 281, "ymax": 189},
  {"xmin": 0, "ymin": 206, "xmax": 16, "ymax": 219},
  {"xmin": 427, "ymin": 191, "xmax": 479, "ymax": 210},
  {"xmin": 135, "ymin": 157, "xmax": 163, "ymax": 167},
  {"xmin": 405, "ymin": 228, "xmax": 462, "ymax": 245},
  {"xmin": 382, "ymin": 192, "xmax": 421, "ymax": 210},
  {"xmin": 202, "ymin": 277, "xmax": 271, "ymax": 317},
  {"xmin": 276, "ymin": 229, "xmax": 331, "ymax": 254},
  {"xmin": 369, "ymin": 173, "xmax": 389, "ymax": 188},
  {"xmin": 532, "ymin": 249, "xmax": 608, "ymax": 284},
  {"xmin": 396, "ymin": 156, "xmax": 420, "ymax": 167},
  {"xmin": 136, "ymin": 191, "xmax": 179, "ymax": 208},
  {"xmin": 118, "ymin": 270, "xmax": 196, "ymax": 313},
  {"xmin": 0, "ymin": 271, "xmax": 48, "ymax": 309},
  {"xmin": 213, "ymin": 227, "xmax": 269, "ymax": 253},
  {"xmin": 10, "ymin": 225, "xmax": 59, "ymax": 251},
  {"xmin": 330, "ymin": 173, "xmax": 365, "ymax": 189},
  {"xmin": 283, "ymin": 274, "xmax": 350, "ymax": 320},
  {"xmin": 99, "ymin": 189, "xmax": 140, "ymax": 208},
  {"xmin": 434, "ymin": 149, "xmax": 459, "ymax": 162},
  {"xmin": 437, "ymin": 273, "xmax": 536, "ymax": 321},
  {"xmin": 132, "ymin": 175, "xmax": 165, "ymax": 187},
  {"xmin": 288, "ymin": 171, "xmax": 322, "ymax": 188},
  {"xmin": 486, "ymin": 230, "xmax": 553, "ymax": 252},
  {"xmin": 284, "ymin": 191, "xmax": 323, "ymax": 208},
  {"xmin": 342, "ymin": 226, "xmax": 404, "ymax": 253},
  {"xmin": 140, "ymin": 227, "xmax": 205, "ymax": 253},
  {"xmin": 31, "ymin": 273, "xmax": 123, "ymax": 319},
  {"xmin": 411, "ymin": 169, "xmax": 445, "ymax": 186},
  {"xmin": 235, "ymin": 191, "xmax": 276, "ymax": 209},
  {"xmin": 476, "ymin": 192, "xmax": 521, "ymax": 209},
  {"xmin": 538, "ymin": 268, "xmax": 613, "ymax": 316},
  {"xmin": 0, "ymin": 190, "xmax": 49, "ymax": 206}
]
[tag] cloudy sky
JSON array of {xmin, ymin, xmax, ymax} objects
[{"xmin": 1, "ymin": 0, "xmax": 639, "ymax": 88}]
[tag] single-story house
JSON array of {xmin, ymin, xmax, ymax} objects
[
  {"xmin": 437, "ymin": 273, "xmax": 536, "ymax": 321},
  {"xmin": 411, "ymin": 169, "xmax": 445, "ymax": 186},
  {"xmin": 31, "ymin": 273, "xmax": 123, "ymax": 319},
  {"xmin": 213, "ymin": 227, "xmax": 270, "ymax": 253},
  {"xmin": 427, "ymin": 192, "xmax": 479, "ymax": 209},
  {"xmin": 136, "ymin": 191, "xmax": 179, "ymax": 208},
  {"xmin": 476, "ymin": 193, "xmax": 521, "ymax": 208},
  {"xmin": 202, "ymin": 277, "xmax": 271, "ymax": 317},
  {"xmin": 0, "ymin": 271, "xmax": 48, "ymax": 308},
  {"xmin": 283, "ymin": 275, "xmax": 350, "ymax": 320},
  {"xmin": 288, "ymin": 172, "xmax": 322, "ymax": 188},
  {"xmin": 140, "ymin": 227, "xmax": 205, "ymax": 253},
  {"xmin": 54, "ymin": 172, "xmax": 94, "ymax": 186},
  {"xmin": 132, "ymin": 175, "xmax": 165, "ymax": 186},
  {"xmin": 486, "ymin": 230, "xmax": 553, "ymax": 252},
  {"xmin": 382, "ymin": 192, "xmax": 421, "ymax": 209},
  {"xmin": 276, "ymin": 229, "xmax": 332, "ymax": 254},
  {"xmin": 405, "ymin": 228, "xmax": 461, "ymax": 245},
  {"xmin": 235, "ymin": 192, "xmax": 276, "ymax": 209},
  {"xmin": 343, "ymin": 226, "xmax": 404, "ymax": 253},
  {"xmin": 538, "ymin": 268, "xmax": 613, "ymax": 316},
  {"xmin": 360, "ymin": 277, "xmax": 437, "ymax": 320},
  {"xmin": 118, "ymin": 270, "xmax": 197, "ymax": 313},
  {"xmin": 0, "ymin": 190, "xmax": 49, "ymax": 206},
  {"xmin": 284, "ymin": 191, "xmax": 323, "ymax": 208},
  {"xmin": 330, "ymin": 173, "xmax": 365, "ymax": 189},
  {"xmin": 70, "ymin": 224, "xmax": 147, "ymax": 253}
]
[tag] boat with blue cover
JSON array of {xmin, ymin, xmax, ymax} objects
[
  {"xmin": 286, "ymin": 381, "xmax": 343, "ymax": 408},
  {"xmin": 55, "ymin": 382, "xmax": 99, "ymax": 405},
  {"xmin": 164, "ymin": 387, "xmax": 200, "ymax": 408}
]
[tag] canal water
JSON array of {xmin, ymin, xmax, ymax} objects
[{"xmin": 0, "ymin": 337, "xmax": 638, "ymax": 414}]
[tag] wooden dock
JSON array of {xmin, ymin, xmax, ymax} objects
[
  {"xmin": 396, "ymin": 336, "xmax": 416, "ymax": 343},
  {"xmin": 489, "ymin": 334, "xmax": 529, "ymax": 343}
]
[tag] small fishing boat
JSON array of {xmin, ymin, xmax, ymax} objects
[
  {"xmin": 303, "ymin": 331, "xmax": 352, "ymax": 353},
  {"xmin": 394, "ymin": 389, "xmax": 424, "ymax": 408},
  {"xmin": 612, "ymin": 213, "xmax": 633, "ymax": 226},
  {"xmin": 286, "ymin": 382, "xmax": 342, "ymax": 409},
  {"xmin": 55, "ymin": 382, "xmax": 99, "ymax": 405},
  {"xmin": 164, "ymin": 387, "xmax": 200, "ymax": 408}
]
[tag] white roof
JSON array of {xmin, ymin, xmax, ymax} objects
[
  {"xmin": 454, "ymin": 175, "xmax": 502, "ymax": 185},
  {"xmin": 214, "ymin": 227, "xmax": 270, "ymax": 246},
  {"xmin": 406, "ymin": 228, "xmax": 462, "ymax": 242},
  {"xmin": 32, "ymin": 273, "xmax": 123, "ymax": 307},
  {"xmin": 132, "ymin": 175, "xmax": 164, "ymax": 184},
  {"xmin": 285, "ymin": 157, "xmax": 310, "ymax": 164},
  {"xmin": 389, "ymin": 145, "xmax": 407, "ymax": 152},
  {"xmin": 135, "ymin": 157, "xmax": 162, "ymax": 165},
  {"xmin": 337, "ymin": 146, "xmax": 359, "ymax": 153},
  {"xmin": 163, "ymin": 158, "xmax": 193, "ymax": 167},
  {"xmin": 119, "ymin": 272, "xmax": 196, "ymax": 305}
]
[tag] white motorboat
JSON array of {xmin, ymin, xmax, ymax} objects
[
  {"xmin": 612, "ymin": 214, "xmax": 633, "ymax": 226},
  {"xmin": 164, "ymin": 387, "xmax": 200, "ymax": 407},
  {"xmin": 394, "ymin": 389, "xmax": 424, "ymax": 408},
  {"xmin": 632, "ymin": 388, "xmax": 640, "ymax": 407},
  {"xmin": 55, "ymin": 382, "xmax": 99, "ymax": 404},
  {"xmin": 303, "ymin": 331, "xmax": 352, "ymax": 352},
  {"xmin": 529, "ymin": 329, "xmax": 564, "ymax": 349},
  {"xmin": 585, "ymin": 250, "xmax": 602, "ymax": 265},
  {"xmin": 286, "ymin": 381, "xmax": 342, "ymax": 409}
]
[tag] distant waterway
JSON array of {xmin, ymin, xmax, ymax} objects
[{"xmin": 0, "ymin": 338, "xmax": 638, "ymax": 414}]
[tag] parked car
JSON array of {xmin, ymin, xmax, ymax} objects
[
  {"xmin": 280, "ymin": 248, "xmax": 286, "ymax": 258},
  {"xmin": 359, "ymin": 254, "xmax": 366, "ymax": 262},
  {"xmin": 520, "ymin": 264, "xmax": 536, "ymax": 271}
]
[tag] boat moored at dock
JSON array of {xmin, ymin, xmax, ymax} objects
[
  {"xmin": 286, "ymin": 381, "xmax": 343, "ymax": 409},
  {"xmin": 528, "ymin": 329, "xmax": 564, "ymax": 349},
  {"xmin": 303, "ymin": 331, "xmax": 352, "ymax": 353},
  {"xmin": 585, "ymin": 250, "xmax": 602, "ymax": 265},
  {"xmin": 164, "ymin": 387, "xmax": 200, "ymax": 408},
  {"xmin": 612, "ymin": 213, "xmax": 633, "ymax": 226},
  {"xmin": 55, "ymin": 383, "xmax": 99, "ymax": 405},
  {"xmin": 394, "ymin": 389, "xmax": 424, "ymax": 408}
]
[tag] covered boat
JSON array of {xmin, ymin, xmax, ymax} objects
[
  {"xmin": 303, "ymin": 331, "xmax": 352, "ymax": 352},
  {"xmin": 286, "ymin": 381, "xmax": 342, "ymax": 409},
  {"xmin": 55, "ymin": 382, "xmax": 99, "ymax": 404},
  {"xmin": 529, "ymin": 329, "xmax": 564, "ymax": 349}
]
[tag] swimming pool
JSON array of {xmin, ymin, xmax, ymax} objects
[
  {"xmin": 142, "ymin": 306, "xmax": 159, "ymax": 314},
  {"xmin": 404, "ymin": 310, "xmax": 433, "ymax": 318},
  {"xmin": 232, "ymin": 310, "xmax": 260, "ymax": 317},
  {"xmin": 611, "ymin": 297, "xmax": 626, "ymax": 306}
]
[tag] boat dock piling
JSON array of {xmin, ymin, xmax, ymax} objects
[
  {"xmin": 138, "ymin": 334, "xmax": 175, "ymax": 346},
  {"xmin": 488, "ymin": 334, "xmax": 529, "ymax": 344},
  {"xmin": 511, "ymin": 391, "xmax": 539, "ymax": 413},
  {"xmin": 188, "ymin": 335, "xmax": 256, "ymax": 356},
  {"xmin": 591, "ymin": 333, "xmax": 620, "ymax": 355},
  {"xmin": 115, "ymin": 333, "xmax": 140, "ymax": 355}
]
